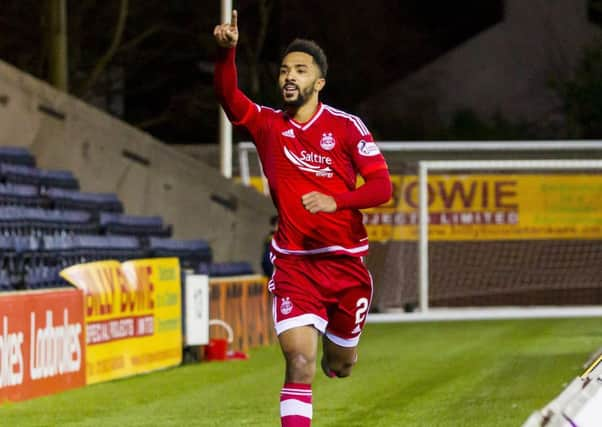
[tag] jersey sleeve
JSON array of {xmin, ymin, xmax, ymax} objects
[
  {"xmin": 345, "ymin": 117, "xmax": 388, "ymax": 177},
  {"xmin": 214, "ymin": 47, "xmax": 263, "ymax": 138}
]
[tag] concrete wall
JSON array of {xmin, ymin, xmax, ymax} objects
[
  {"xmin": 360, "ymin": 0, "xmax": 601, "ymax": 129},
  {"xmin": 0, "ymin": 59, "xmax": 276, "ymax": 271}
]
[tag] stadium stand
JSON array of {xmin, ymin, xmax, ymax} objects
[
  {"xmin": 0, "ymin": 183, "xmax": 49, "ymax": 208},
  {"xmin": 44, "ymin": 188, "xmax": 123, "ymax": 214},
  {"xmin": 0, "ymin": 146, "xmax": 255, "ymax": 292},
  {"xmin": 0, "ymin": 163, "xmax": 79, "ymax": 189},
  {"xmin": 0, "ymin": 146, "xmax": 36, "ymax": 166},
  {"xmin": 205, "ymin": 261, "xmax": 254, "ymax": 277},
  {"xmin": 100, "ymin": 212, "xmax": 171, "ymax": 238},
  {"xmin": 148, "ymin": 237, "xmax": 212, "ymax": 270}
]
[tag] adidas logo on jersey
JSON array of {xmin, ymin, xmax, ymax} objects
[{"xmin": 281, "ymin": 129, "xmax": 295, "ymax": 138}]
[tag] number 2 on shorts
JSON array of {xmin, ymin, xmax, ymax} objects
[{"xmin": 355, "ymin": 297, "xmax": 369, "ymax": 324}]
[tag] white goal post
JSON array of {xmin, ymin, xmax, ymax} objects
[{"xmin": 417, "ymin": 159, "xmax": 602, "ymax": 318}]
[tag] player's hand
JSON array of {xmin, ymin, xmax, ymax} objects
[
  {"xmin": 302, "ymin": 192, "xmax": 337, "ymax": 214},
  {"xmin": 213, "ymin": 9, "xmax": 239, "ymax": 48}
]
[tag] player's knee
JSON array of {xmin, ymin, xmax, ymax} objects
[{"xmin": 285, "ymin": 352, "xmax": 316, "ymax": 382}]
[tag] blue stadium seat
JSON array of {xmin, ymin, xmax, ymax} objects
[
  {"xmin": 44, "ymin": 188, "xmax": 123, "ymax": 214},
  {"xmin": 148, "ymin": 237, "xmax": 212, "ymax": 269},
  {"xmin": 0, "ymin": 147, "xmax": 36, "ymax": 167},
  {"xmin": 0, "ymin": 183, "xmax": 48, "ymax": 208},
  {"xmin": 0, "ymin": 206, "xmax": 97, "ymax": 236},
  {"xmin": 208, "ymin": 262, "xmax": 254, "ymax": 277},
  {"xmin": 41, "ymin": 234, "xmax": 144, "ymax": 264},
  {"xmin": 100, "ymin": 212, "xmax": 171, "ymax": 237},
  {"xmin": 0, "ymin": 164, "xmax": 79, "ymax": 190},
  {"xmin": 24, "ymin": 265, "xmax": 67, "ymax": 289},
  {"xmin": 0, "ymin": 235, "xmax": 41, "ymax": 289},
  {"xmin": 75, "ymin": 234, "xmax": 144, "ymax": 261},
  {"xmin": 39, "ymin": 169, "xmax": 79, "ymax": 190},
  {"xmin": 0, "ymin": 269, "xmax": 14, "ymax": 291},
  {"xmin": 0, "ymin": 163, "xmax": 42, "ymax": 186}
]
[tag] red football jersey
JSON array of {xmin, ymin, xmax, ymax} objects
[{"xmin": 215, "ymin": 49, "xmax": 389, "ymax": 257}]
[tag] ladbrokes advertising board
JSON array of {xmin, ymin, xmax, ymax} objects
[
  {"xmin": 61, "ymin": 258, "xmax": 182, "ymax": 384},
  {"xmin": 0, "ymin": 289, "xmax": 86, "ymax": 402}
]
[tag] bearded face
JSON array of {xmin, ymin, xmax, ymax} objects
[{"xmin": 279, "ymin": 51, "xmax": 324, "ymax": 109}]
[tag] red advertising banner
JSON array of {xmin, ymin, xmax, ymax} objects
[{"xmin": 0, "ymin": 289, "xmax": 86, "ymax": 402}]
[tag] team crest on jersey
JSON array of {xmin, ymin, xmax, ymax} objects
[
  {"xmin": 357, "ymin": 140, "xmax": 380, "ymax": 157},
  {"xmin": 320, "ymin": 133, "xmax": 336, "ymax": 151},
  {"xmin": 280, "ymin": 297, "xmax": 293, "ymax": 315}
]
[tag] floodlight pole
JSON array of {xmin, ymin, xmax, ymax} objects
[
  {"xmin": 48, "ymin": 0, "xmax": 69, "ymax": 91},
  {"xmin": 219, "ymin": 0, "xmax": 233, "ymax": 178}
]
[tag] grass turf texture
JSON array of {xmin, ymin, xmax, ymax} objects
[{"xmin": 2, "ymin": 318, "xmax": 601, "ymax": 426}]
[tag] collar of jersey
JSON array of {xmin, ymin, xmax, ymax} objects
[{"xmin": 288, "ymin": 103, "xmax": 325, "ymax": 131}]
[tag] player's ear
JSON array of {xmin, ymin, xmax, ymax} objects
[{"xmin": 314, "ymin": 77, "xmax": 325, "ymax": 93}]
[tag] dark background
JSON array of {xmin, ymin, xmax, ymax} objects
[{"xmin": 0, "ymin": 1, "xmax": 600, "ymax": 142}]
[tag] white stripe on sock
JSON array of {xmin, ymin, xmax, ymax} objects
[{"xmin": 280, "ymin": 399, "xmax": 313, "ymax": 419}]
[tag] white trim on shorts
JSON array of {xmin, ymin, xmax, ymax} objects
[
  {"xmin": 272, "ymin": 298, "xmax": 328, "ymax": 335},
  {"xmin": 324, "ymin": 331, "xmax": 361, "ymax": 348}
]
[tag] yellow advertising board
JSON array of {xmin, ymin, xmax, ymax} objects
[
  {"xmin": 246, "ymin": 174, "xmax": 602, "ymax": 241},
  {"xmin": 61, "ymin": 258, "xmax": 182, "ymax": 384}
]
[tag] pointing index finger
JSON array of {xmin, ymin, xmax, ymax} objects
[{"xmin": 231, "ymin": 9, "xmax": 238, "ymax": 28}]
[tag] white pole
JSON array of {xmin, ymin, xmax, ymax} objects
[
  {"xmin": 219, "ymin": 0, "xmax": 233, "ymax": 178},
  {"xmin": 239, "ymin": 144, "xmax": 250, "ymax": 186},
  {"xmin": 418, "ymin": 162, "xmax": 429, "ymax": 312}
]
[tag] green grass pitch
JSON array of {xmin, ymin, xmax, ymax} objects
[{"xmin": 2, "ymin": 318, "xmax": 601, "ymax": 426}]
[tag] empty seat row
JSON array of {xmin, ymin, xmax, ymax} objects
[
  {"xmin": 0, "ymin": 206, "xmax": 172, "ymax": 239},
  {"xmin": 0, "ymin": 207, "xmax": 175, "ymax": 238},
  {"xmin": 24, "ymin": 265, "xmax": 68, "ymax": 290},
  {"xmin": 0, "ymin": 146, "xmax": 36, "ymax": 167},
  {"xmin": 0, "ymin": 232, "xmax": 252, "ymax": 290},
  {"xmin": 0, "ymin": 183, "xmax": 124, "ymax": 214},
  {"xmin": 44, "ymin": 188, "xmax": 123, "ymax": 213},
  {"xmin": 0, "ymin": 163, "xmax": 79, "ymax": 189},
  {"xmin": 40, "ymin": 234, "xmax": 144, "ymax": 266},
  {"xmin": 148, "ymin": 237, "xmax": 212, "ymax": 269},
  {"xmin": 100, "ymin": 212, "xmax": 171, "ymax": 237},
  {"xmin": 196, "ymin": 261, "xmax": 254, "ymax": 277},
  {"xmin": 0, "ymin": 269, "xmax": 13, "ymax": 291},
  {"xmin": 0, "ymin": 206, "xmax": 97, "ymax": 235},
  {"xmin": 0, "ymin": 183, "xmax": 49, "ymax": 208}
]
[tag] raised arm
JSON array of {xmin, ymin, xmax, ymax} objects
[{"xmin": 213, "ymin": 10, "xmax": 257, "ymax": 126}]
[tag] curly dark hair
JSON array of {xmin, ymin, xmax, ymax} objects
[{"xmin": 282, "ymin": 38, "xmax": 328, "ymax": 78}]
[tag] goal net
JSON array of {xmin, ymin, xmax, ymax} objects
[{"xmin": 365, "ymin": 159, "xmax": 602, "ymax": 314}]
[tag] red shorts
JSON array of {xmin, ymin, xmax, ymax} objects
[{"xmin": 268, "ymin": 253, "xmax": 373, "ymax": 348}]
